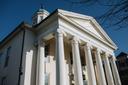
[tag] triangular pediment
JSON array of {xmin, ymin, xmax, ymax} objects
[
  {"xmin": 57, "ymin": 9, "xmax": 117, "ymax": 49},
  {"xmin": 69, "ymin": 17, "xmax": 104, "ymax": 39}
]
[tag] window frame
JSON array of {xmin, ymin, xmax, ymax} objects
[{"xmin": 4, "ymin": 46, "xmax": 11, "ymax": 67}]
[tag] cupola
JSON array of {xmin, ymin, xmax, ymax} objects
[{"xmin": 32, "ymin": 8, "xmax": 49, "ymax": 26}]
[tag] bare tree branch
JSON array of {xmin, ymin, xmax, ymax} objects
[{"xmin": 64, "ymin": 0, "xmax": 128, "ymax": 30}]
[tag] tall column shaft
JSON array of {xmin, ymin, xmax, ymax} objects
[
  {"xmin": 24, "ymin": 50, "xmax": 33, "ymax": 85},
  {"xmin": 71, "ymin": 37, "xmax": 83, "ymax": 85},
  {"xmin": 84, "ymin": 44, "xmax": 96, "ymax": 85},
  {"xmin": 55, "ymin": 29, "xmax": 66, "ymax": 85},
  {"xmin": 94, "ymin": 49, "xmax": 107, "ymax": 85},
  {"xmin": 103, "ymin": 53, "xmax": 114, "ymax": 85},
  {"xmin": 110, "ymin": 57, "xmax": 121, "ymax": 85},
  {"xmin": 37, "ymin": 41, "xmax": 45, "ymax": 85}
]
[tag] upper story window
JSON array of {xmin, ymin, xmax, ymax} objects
[
  {"xmin": 1, "ymin": 77, "xmax": 6, "ymax": 85},
  {"xmin": 4, "ymin": 47, "xmax": 11, "ymax": 67},
  {"xmin": 0, "ymin": 53, "xmax": 3, "ymax": 64},
  {"xmin": 32, "ymin": 17, "xmax": 37, "ymax": 25},
  {"xmin": 0, "ymin": 53, "xmax": 2, "ymax": 57}
]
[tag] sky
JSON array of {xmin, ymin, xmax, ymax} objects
[{"xmin": 0, "ymin": 0, "xmax": 128, "ymax": 55}]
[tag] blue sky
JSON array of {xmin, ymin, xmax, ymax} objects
[{"xmin": 0, "ymin": 0, "xmax": 128, "ymax": 55}]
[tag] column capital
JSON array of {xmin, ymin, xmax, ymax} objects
[
  {"xmin": 38, "ymin": 39, "xmax": 45, "ymax": 46},
  {"xmin": 92, "ymin": 47, "xmax": 102, "ymax": 53},
  {"xmin": 101, "ymin": 52, "xmax": 110, "ymax": 59},
  {"xmin": 55, "ymin": 29, "xmax": 67, "ymax": 37},
  {"xmin": 96, "ymin": 48, "xmax": 102, "ymax": 52},
  {"xmin": 71, "ymin": 37, "xmax": 80, "ymax": 44},
  {"xmin": 83, "ymin": 43, "xmax": 93, "ymax": 50},
  {"xmin": 110, "ymin": 56, "xmax": 117, "ymax": 61},
  {"xmin": 105, "ymin": 52, "xmax": 110, "ymax": 57},
  {"xmin": 57, "ymin": 29, "xmax": 63, "ymax": 34},
  {"xmin": 111, "ymin": 53, "xmax": 117, "ymax": 61}
]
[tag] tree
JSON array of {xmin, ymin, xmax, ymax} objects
[{"xmin": 64, "ymin": 0, "xmax": 128, "ymax": 30}]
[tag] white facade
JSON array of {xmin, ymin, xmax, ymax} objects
[{"xmin": 0, "ymin": 9, "xmax": 121, "ymax": 85}]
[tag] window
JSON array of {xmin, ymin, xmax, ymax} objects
[
  {"xmin": 4, "ymin": 47, "xmax": 11, "ymax": 67},
  {"xmin": 0, "ymin": 53, "xmax": 2, "ymax": 57},
  {"xmin": 32, "ymin": 17, "xmax": 37, "ymax": 25},
  {"xmin": 1, "ymin": 77, "xmax": 6, "ymax": 85},
  {"xmin": 45, "ymin": 44, "xmax": 50, "ymax": 57},
  {"xmin": 0, "ymin": 53, "xmax": 3, "ymax": 65}
]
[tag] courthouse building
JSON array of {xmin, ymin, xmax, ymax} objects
[{"xmin": 0, "ymin": 8, "xmax": 121, "ymax": 85}]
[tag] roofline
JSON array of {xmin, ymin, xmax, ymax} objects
[
  {"xmin": 90, "ymin": 18, "xmax": 117, "ymax": 48},
  {"xmin": 0, "ymin": 9, "xmax": 58, "ymax": 48},
  {"xmin": 117, "ymin": 52, "xmax": 128, "ymax": 58},
  {"xmin": 0, "ymin": 22, "xmax": 31, "ymax": 48}
]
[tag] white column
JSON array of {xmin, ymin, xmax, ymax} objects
[
  {"xmin": 103, "ymin": 53, "xmax": 114, "ymax": 85},
  {"xmin": 71, "ymin": 37, "xmax": 83, "ymax": 85},
  {"xmin": 94, "ymin": 49, "xmax": 107, "ymax": 85},
  {"xmin": 36, "ymin": 41, "xmax": 45, "ymax": 85},
  {"xmin": 110, "ymin": 56, "xmax": 121, "ymax": 85},
  {"xmin": 84, "ymin": 43, "xmax": 96, "ymax": 85},
  {"xmin": 55, "ymin": 29, "xmax": 67, "ymax": 85},
  {"xmin": 24, "ymin": 50, "xmax": 33, "ymax": 85}
]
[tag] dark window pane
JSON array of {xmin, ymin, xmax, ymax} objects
[
  {"xmin": 1, "ymin": 77, "xmax": 6, "ymax": 85},
  {"xmin": 4, "ymin": 47, "xmax": 11, "ymax": 67},
  {"xmin": 45, "ymin": 44, "xmax": 50, "ymax": 57}
]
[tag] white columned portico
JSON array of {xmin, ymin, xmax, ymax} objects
[
  {"xmin": 110, "ymin": 56, "xmax": 121, "ymax": 85},
  {"xmin": 71, "ymin": 37, "xmax": 83, "ymax": 85},
  {"xmin": 103, "ymin": 53, "xmax": 114, "ymax": 85},
  {"xmin": 55, "ymin": 29, "xmax": 67, "ymax": 85},
  {"xmin": 94, "ymin": 49, "xmax": 107, "ymax": 85},
  {"xmin": 84, "ymin": 43, "xmax": 96, "ymax": 85},
  {"xmin": 36, "ymin": 41, "xmax": 45, "ymax": 85}
]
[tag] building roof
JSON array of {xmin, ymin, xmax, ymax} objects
[
  {"xmin": 0, "ymin": 22, "xmax": 31, "ymax": 48},
  {"xmin": 117, "ymin": 52, "xmax": 128, "ymax": 58}
]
